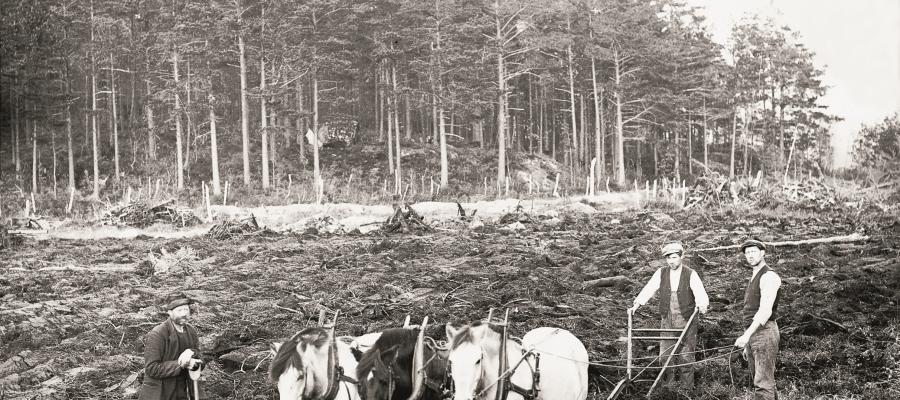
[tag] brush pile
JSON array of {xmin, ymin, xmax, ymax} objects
[
  {"xmin": 383, "ymin": 203, "xmax": 430, "ymax": 234},
  {"xmin": 98, "ymin": 199, "xmax": 200, "ymax": 228},
  {"xmin": 205, "ymin": 215, "xmax": 275, "ymax": 239},
  {"xmin": 684, "ymin": 173, "xmax": 846, "ymax": 211}
]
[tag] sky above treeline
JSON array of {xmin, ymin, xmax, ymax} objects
[{"xmin": 687, "ymin": 0, "xmax": 900, "ymax": 168}]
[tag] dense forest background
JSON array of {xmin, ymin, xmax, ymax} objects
[{"xmin": 0, "ymin": 0, "xmax": 841, "ymax": 203}]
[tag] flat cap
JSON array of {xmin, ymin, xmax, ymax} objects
[
  {"xmin": 661, "ymin": 242, "xmax": 684, "ymax": 256},
  {"xmin": 740, "ymin": 239, "xmax": 767, "ymax": 252},
  {"xmin": 164, "ymin": 293, "xmax": 195, "ymax": 310}
]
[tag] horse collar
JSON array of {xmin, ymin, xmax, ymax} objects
[
  {"xmin": 498, "ymin": 348, "xmax": 541, "ymax": 400},
  {"xmin": 306, "ymin": 339, "xmax": 358, "ymax": 400},
  {"xmin": 385, "ymin": 363, "xmax": 396, "ymax": 400}
]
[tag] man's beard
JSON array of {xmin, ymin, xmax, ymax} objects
[{"xmin": 174, "ymin": 316, "xmax": 189, "ymax": 325}]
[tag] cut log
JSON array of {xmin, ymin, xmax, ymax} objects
[{"xmin": 696, "ymin": 233, "xmax": 869, "ymax": 252}]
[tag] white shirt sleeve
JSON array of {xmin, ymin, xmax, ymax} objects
[
  {"xmin": 689, "ymin": 271, "xmax": 710, "ymax": 311},
  {"xmin": 634, "ymin": 268, "xmax": 662, "ymax": 306},
  {"xmin": 752, "ymin": 271, "xmax": 782, "ymax": 325}
]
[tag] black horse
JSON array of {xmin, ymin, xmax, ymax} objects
[{"xmin": 356, "ymin": 327, "xmax": 449, "ymax": 400}]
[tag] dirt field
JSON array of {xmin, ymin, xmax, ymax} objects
[{"xmin": 1, "ymin": 201, "xmax": 898, "ymax": 399}]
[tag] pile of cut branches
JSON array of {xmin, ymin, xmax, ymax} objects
[
  {"xmin": 497, "ymin": 204, "xmax": 534, "ymax": 224},
  {"xmin": 206, "ymin": 215, "xmax": 275, "ymax": 239},
  {"xmin": 683, "ymin": 172, "xmax": 740, "ymax": 209},
  {"xmin": 683, "ymin": 173, "xmax": 846, "ymax": 211},
  {"xmin": 779, "ymin": 179, "xmax": 840, "ymax": 210},
  {"xmin": 99, "ymin": 199, "xmax": 201, "ymax": 228},
  {"xmin": 383, "ymin": 203, "xmax": 430, "ymax": 234}
]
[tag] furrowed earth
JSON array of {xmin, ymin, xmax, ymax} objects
[{"xmin": 1, "ymin": 201, "xmax": 898, "ymax": 399}]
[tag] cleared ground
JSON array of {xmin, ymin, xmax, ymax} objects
[{"xmin": 1, "ymin": 202, "xmax": 898, "ymax": 399}]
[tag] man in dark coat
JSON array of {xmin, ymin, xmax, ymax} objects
[{"xmin": 139, "ymin": 294, "xmax": 205, "ymax": 400}]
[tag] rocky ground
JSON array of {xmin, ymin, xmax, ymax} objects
[{"xmin": 1, "ymin": 201, "xmax": 898, "ymax": 399}]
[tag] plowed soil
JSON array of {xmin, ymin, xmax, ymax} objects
[{"xmin": 1, "ymin": 205, "xmax": 898, "ymax": 399}]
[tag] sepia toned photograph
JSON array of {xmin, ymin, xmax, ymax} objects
[{"xmin": 1, "ymin": 0, "xmax": 897, "ymax": 399}]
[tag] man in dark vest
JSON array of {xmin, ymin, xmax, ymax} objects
[
  {"xmin": 139, "ymin": 293, "xmax": 206, "ymax": 400},
  {"xmin": 629, "ymin": 241, "xmax": 709, "ymax": 388},
  {"xmin": 734, "ymin": 239, "xmax": 781, "ymax": 400}
]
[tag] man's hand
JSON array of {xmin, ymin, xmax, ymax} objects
[
  {"xmin": 742, "ymin": 347, "xmax": 749, "ymax": 361},
  {"xmin": 187, "ymin": 358, "xmax": 202, "ymax": 371},
  {"xmin": 627, "ymin": 304, "xmax": 639, "ymax": 315},
  {"xmin": 177, "ymin": 349, "xmax": 194, "ymax": 367},
  {"xmin": 698, "ymin": 306, "xmax": 708, "ymax": 315},
  {"xmin": 734, "ymin": 334, "xmax": 750, "ymax": 349}
]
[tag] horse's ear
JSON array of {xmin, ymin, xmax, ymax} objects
[
  {"xmin": 445, "ymin": 323, "xmax": 461, "ymax": 342},
  {"xmin": 270, "ymin": 342, "xmax": 282, "ymax": 356},
  {"xmin": 373, "ymin": 349, "xmax": 387, "ymax": 369},
  {"xmin": 471, "ymin": 323, "xmax": 489, "ymax": 340}
]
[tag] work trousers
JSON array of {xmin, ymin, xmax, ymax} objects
[
  {"xmin": 659, "ymin": 292, "xmax": 697, "ymax": 388},
  {"xmin": 747, "ymin": 320, "xmax": 779, "ymax": 400}
]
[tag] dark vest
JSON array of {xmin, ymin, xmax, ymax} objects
[
  {"xmin": 743, "ymin": 265, "xmax": 780, "ymax": 322},
  {"xmin": 659, "ymin": 266, "xmax": 696, "ymax": 318}
]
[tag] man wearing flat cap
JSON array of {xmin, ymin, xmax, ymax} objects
[
  {"xmin": 734, "ymin": 239, "xmax": 781, "ymax": 400},
  {"xmin": 629, "ymin": 241, "xmax": 709, "ymax": 388},
  {"xmin": 139, "ymin": 293, "xmax": 205, "ymax": 400}
]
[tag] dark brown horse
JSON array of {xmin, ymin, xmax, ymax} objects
[{"xmin": 356, "ymin": 328, "xmax": 449, "ymax": 400}]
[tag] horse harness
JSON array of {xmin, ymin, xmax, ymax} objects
[
  {"xmin": 317, "ymin": 364, "xmax": 358, "ymax": 400},
  {"xmin": 290, "ymin": 330, "xmax": 358, "ymax": 400},
  {"xmin": 497, "ymin": 348, "xmax": 541, "ymax": 400},
  {"xmin": 383, "ymin": 342, "xmax": 452, "ymax": 400},
  {"xmin": 445, "ymin": 345, "xmax": 542, "ymax": 400}
]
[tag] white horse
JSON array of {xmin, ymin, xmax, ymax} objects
[
  {"xmin": 445, "ymin": 322, "xmax": 588, "ymax": 400},
  {"xmin": 270, "ymin": 327, "xmax": 361, "ymax": 400}
]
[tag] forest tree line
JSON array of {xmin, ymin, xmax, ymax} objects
[{"xmin": 0, "ymin": 0, "xmax": 837, "ymax": 199}]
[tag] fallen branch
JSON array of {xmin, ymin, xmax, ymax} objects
[
  {"xmin": 696, "ymin": 233, "xmax": 869, "ymax": 252},
  {"xmin": 582, "ymin": 275, "xmax": 631, "ymax": 289},
  {"xmin": 811, "ymin": 314, "xmax": 849, "ymax": 332},
  {"xmin": 275, "ymin": 304, "xmax": 303, "ymax": 315}
]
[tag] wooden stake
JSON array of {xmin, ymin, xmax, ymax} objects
[
  {"xmin": 204, "ymin": 182, "xmax": 211, "ymax": 221},
  {"xmin": 67, "ymin": 187, "xmax": 75, "ymax": 214},
  {"xmin": 589, "ymin": 157, "xmax": 597, "ymax": 196},
  {"xmin": 223, "ymin": 181, "xmax": 229, "ymax": 206},
  {"xmin": 553, "ymin": 173, "xmax": 560, "ymax": 197}
]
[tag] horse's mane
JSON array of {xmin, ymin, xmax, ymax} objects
[
  {"xmin": 449, "ymin": 321, "xmax": 500, "ymax": 350},
  {"xmin": 356, "ymin": 328, "xmax": 419, "ymax": 380},
  {"xmin": 269, "ymin": 327, "xmax": 330, "ymax": 381}
]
